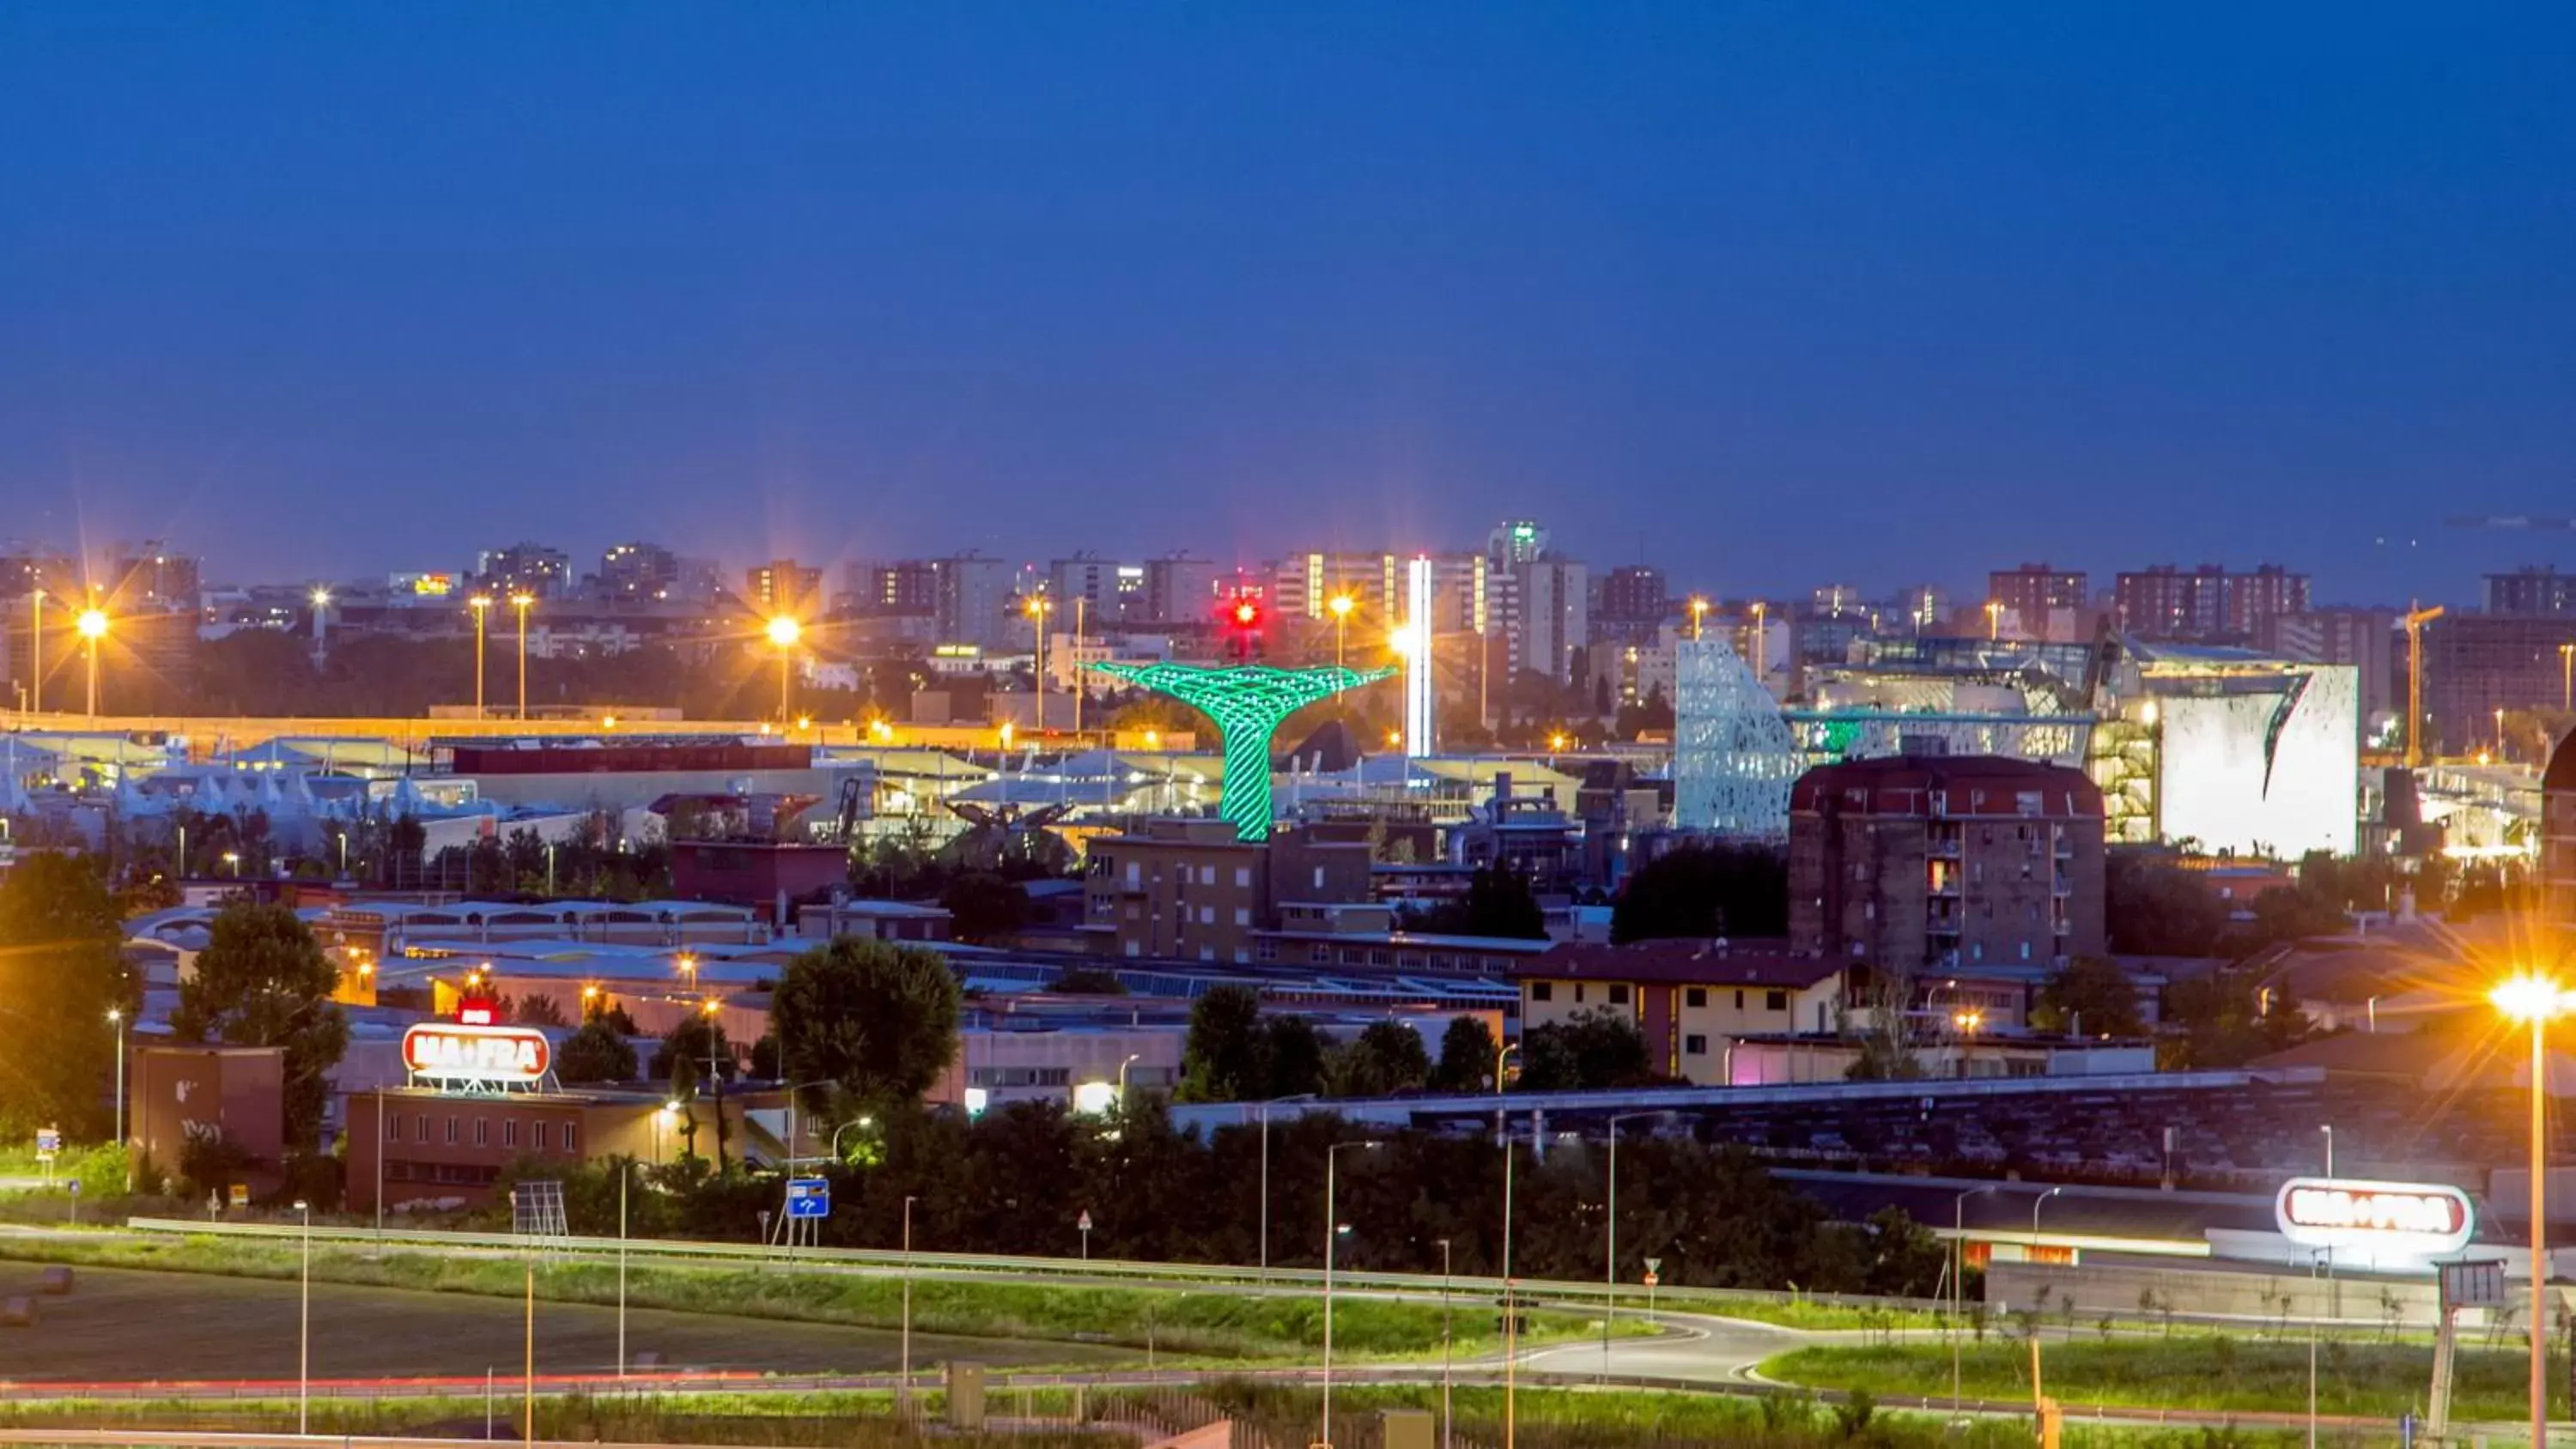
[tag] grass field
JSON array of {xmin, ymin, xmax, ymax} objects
[
  {"xmin": 0, "ymin": 1263, "xmax": 1132, "ymax": 1383},
  {"xmin": 1765, "ymin": 1335, "xmax": 2553, "ymax": 1422},
  {"xmin": 0, "ymin": 1232, "xmax": 1625, "ymax": 1368}
]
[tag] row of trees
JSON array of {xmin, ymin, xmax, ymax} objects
[{"xmin": 494, "ymin": 1098, "xmax": 1947, "ymax": 1296}]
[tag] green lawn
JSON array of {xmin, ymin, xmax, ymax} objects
[
  {"xmin": 1766, "ymin": 1336, "xmax": 2544, "ymax": 1422},
  {"xmin": 0, "ymin": 1230, "xmax": 1615, "ymax": 1362}
]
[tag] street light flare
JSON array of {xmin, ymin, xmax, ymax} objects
[
  {"xmin": 766, "ymin": 615, "xmax": 802, "ymax": 647},
  {"xmin": 2492, "ymin": 974, "xmax": 2575, "ymax": 1022}
]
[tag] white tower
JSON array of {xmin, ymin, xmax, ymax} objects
[{"xmin": 1403, "ymin": 555, "xmax": 1435, "ymax": 757}]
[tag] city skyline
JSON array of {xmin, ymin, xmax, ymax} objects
[{"xmin": 5, "ymin": 6, "xmax": 2573, "ymax": 597}]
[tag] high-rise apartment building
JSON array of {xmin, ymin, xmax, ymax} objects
[
  {"xmin": 106, "ymin": 543, "xmax": 203, "ymax": 615},
  {"xmin": 1141, "ymin": 554, "xmax": 1218, "ymax": 626},
  {"xmin": 935, "ymin": 551, "xmax": 1013, "ymax": 651},
  {"xmin": 1514, "ymin": 556, "xmax": 1589, "ymax": 682},
  {"xmin": 2486, "ymin": 567, "xmax": 2576, "ymax": 617},
  {"xmin": 1594, "ymin": 565, "xmax": 1668, "ymax": 624},
  {"xmin": 2421, "ymin": 613, "xmax": 2576, "ymax": 755},
  {"xmin": 744, "ymin": 559, "xmax": 824, "ymax": 617},
  {"xmin": 1788, "ymin": 755, "xmax": 2107, "ymax": 976},
  {"xmin": 598, "ymin": 543, "xmax": 680, "ymax": 600},
  {"xmin": 1047, "ymin": 554, "xmax": 1127, "ymax": 621},
  {"xmin": 1487, "ymin": 519, "xmax": 1550, "ymax": 567},
  {"xmin": 476, "ymin": 543, "xmax": 575, "ymax": 600},
  {"xmin": 2114, "ymin": 564, "xmax": 2310, "ymax": 642},
  {"xmin": 1987, "ymin": 563, "xmax": 2087, "ymax": 638}
]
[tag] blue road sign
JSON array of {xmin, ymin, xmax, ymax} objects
[{"xmin": 786, "ymin": 1177, "xmax": 830, "ymax": 1219}]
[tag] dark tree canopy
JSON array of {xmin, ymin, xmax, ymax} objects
[
  {"xmin": 939, "ymin": 871, "xmax": 1030, "ymax": 945},
  {"xmin": 2031, "ymin": 955, "xmax": 2150, "ymax": 1038},
  {"xmin": 556, "ymin": 1020, "xmax": 639, "ymax": 1084},
  {"xmin": 771, "ymin": 937, "xmax": 963, "ymax": 1118},
  {"xmin": 0, "ymin": 852, "xmax": 131, "ymax": 1137},
  {"xmin": 1611, "ymin": 844, "xmax": 1788, "ymax": 943},
  {"xmin": 172, "ymin": 902, "xmax": 349, "ymax": 1151},
  {"xmin": 1178, "ymin": 985, "xmax": 1267, "ymax": 1101},
  {"xmin": 1328, "ymin": 1021, "xmax": 1431, "ymax": 1096},
  {"xmin": 1431, "ymin": 1015, "xmax": 1499, "ymax": 1093},
  {"xmin": 1516, "ymin": 1008, "xmax": 1655, "ymax": 1091},
  {"xmin": 2103, "ymin": 850, "xmax": 2228, "ymax": 957},
  {"xmin": 1412, "ymin": 864, "xmax": 1548, "ymax": 940}
]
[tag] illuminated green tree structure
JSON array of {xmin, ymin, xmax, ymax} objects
[{"xmin": 1090, "ymin": 661, "xmax": 1395, "ymax": 842}]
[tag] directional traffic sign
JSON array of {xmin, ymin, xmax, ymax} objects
[
  {"xmin": 785, "ymin": 1177, "xmax": 830, "ymax": 1219},
  {"xmin": 33, "ymin": 1127, "xmax": 59, "ymax": 1161}
]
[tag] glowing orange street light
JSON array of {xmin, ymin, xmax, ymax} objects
[
  {"xmin": 2493, "ymin": 971, "xmax": 2576, "ymax": 1449},
  {"xmin": 75, "ymin": 608, "xmax": 109, "ymax": 719},
  {"xmin": 1688, "ymin": 597, "xmax": 1710, "ymax": 641},
  {"xmin": 468, "ymin": 596, "xmax": 495, "ymax": 720},
  {"xmin": 508, "ymin": 592, "xmax": 536, "ymax": 721}
]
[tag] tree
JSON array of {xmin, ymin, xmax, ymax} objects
[
  {"xmin": 649, "ymin": 1014, "xmax": 738, "ymax": 1083},
  {"xmin": 172, "ymin": 902, "xmax": 349, "ymax": 1152},
  {"xmin": 940, "ymin": 871, "xmax": 1030, "ymax": 944},
  {"xmin": 0, "ymin": 852, "xmax": 131, "ymax": 1138},
  {"xmin": 2103, "ymin": 851, "xmax": 2227, "ymax": 956},
  {"xmin": 515, "ymin": 993, "xmax": 569, "ymax": 1028},
  {"xmin": 2030, "ymin": 956, "xmax": 2148, "ymax": 1037},
  {"xmin": 2163, "ymin": 965, "xmax": 2313, "ymax": 1069},
  {"xmin": 771, "ymin": 937, "xmax": 963, "ymax": 1118},
  {"xmin": 1611, "ymin": 844, "xmax": 1789, "ymax": 942},
  {"xmin": 1516, "ymin": 1009, "xmax": 1653, "ymax": 1090},
  {"xmin": 1413, "ymin": 864, "xmax": 1548, "ymax": 940},
  {"xmin": 1261, "ymin": 1015, "xmax": 1329, "ymax": 1098},
  {"xmin": 1431, "ymin": 1016, "xmax": 1498, "ymax": 1092},
  {"xmin": 1178, "ymin": 985, "xmax": 1267, "ymax": 1101},
  {"xmin": 556, "ymin": 1021, "xmax": 638, "ymax": 1084},
  {"xmin": 1328, "ymin": 1022, "xmax": 1431, "ymax": 1096}
]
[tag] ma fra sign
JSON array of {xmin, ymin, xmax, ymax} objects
[
  {"xmin": 2275, "ymin": 1178, "xmax": 2474, "ymax": 1255},
  {"xmin": 403, "ymin": 1023, "xmax": 551, "ymax": 1083}
]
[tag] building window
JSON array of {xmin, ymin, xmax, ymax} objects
[
  {"xmin": 1686, "ymin": 988, "xmax": 1706, "ymax": 1008},
  {"xmin": 1765, "ymin": 990, "xmax": 1788, "ymax": 1011},
  {"xmin": 1233, "ymin": 908, "xmax": 1249, "ymax": 926},
  {"xmin": 536, "ymin": 1122, "xmax": 551, "ymax": 1150},
  {"xmin": 1200, "ymin": 866, "xmax": 1216, "ymax": 885},
  {"xmin": 1235, "ymin": 868, "xmax": 1251, "ymax": 888},
  {"xmin": 1532, "ymin": 981, "xmax": 1553, "ymax": 1002},
  {"xmin": 1684, "ymin": 1034, "xmax": 1709, "ymax": 1056},
  {"xmin": 475, "ymin": 1119, "xmax": 489, "ymax": 1148},
  {"xmin": 1574, "ymin": 984, "xmax": 1587, "ymax": 1003},
  {"xmin": 1200, "ymin": 906, "xmax": 1215, "ymax": 925},
  {"xmin": 562, "ymin": 1123, "xmax": 577, "ymax": 1153},
  {"xmin": 414, "ymin": 1114, "xmax": 428, "ymax": 1143},
  {"xmin": 386, "ymin": 1110, "xmax": 399, "ymax": 1143},
  {"xmin": 503, "ymin": 1120, "xmax": 519, "ymax": 1149},
  {"xmin": 445, "ymin": 1116, "xmax": 459, "ymax": 1145},
  {"xmin": 1607, "ymin": 984, "xmax": 1631, "ymax": 1006},
  {"xmin": 1734, "ymin": 990, "xmax": 1745, "ymax": 1009}
]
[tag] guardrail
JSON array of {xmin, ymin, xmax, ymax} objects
[{"xmin": 121, "ymin": 1216, "xmax": 1941, "ymax": 1319}]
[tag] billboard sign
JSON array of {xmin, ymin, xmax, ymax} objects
[
  {"xmin": 402, "ymin": 1023, "xmax": 551, "ymax": 1084},
  {"xmin": 2275, "ymin": 1178, "xmax": 2474, "ymax": 1256}
]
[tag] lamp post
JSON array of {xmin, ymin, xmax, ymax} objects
[
  {"xmin": 509, "ymin": 592, "xmax": 535, "ymax": 721},
  {"xmin": 1984, "ymin": 600, "xmax": 2002, "ymax": 641},
  {"xmin": 1951, "ymin": 1185, "xmax": 2002, "ymax": 1411},
  {"xmin": 1116, "ymin": 1052, "xmax": 1142, "ymax": 1103},
  {"xmin": 2491, "ymin": 972, "xmax": 2572, "ymax": 1449},
  {"xmin": 900, "ymin": 1193, "xmax": 918, "ymax": 1417},
  {"xmin": 295, "ymin": 1197, "xmax": 313, "ymax": 1434},
  {"xmin": 2497, "ymin": 706, "xmax": 2509, "ymax": 759},
  {"xmin": 1321, "ymin": 1140, "xmax": 1380, "ymax": 1449},
  {"xmin": 1953, "ymin": 1008, "xmax": 1984, "ymax": 1079},
  {"xmin": 76, "ymin": 608, "xmax": 107, "ymax": 719},
  {"xmin": 469, "ymin": 596, "xmax": 493, "ymax": 719},
  {"xmin": 1503, "ymin": 1108, "xmax": 1521, "ymax": 1449},
  {"xmin": 1328, "ymin": 593, "xmax": 1354, "ymax": 672},
  {"xmin": 766, "ymin": 615, "xmax": 802, "ymax": 724},
  {"xmin": 1688, "ymin": 597, "xmax": 1709, "ymax": 641},
  {"xmin": 1494, "ymin": 1040, "xmax": 1518, "ymax": 1095},
  {"xmin": 28, "ymin": 589, "xmax": 42, "ymax": 716},
  {"xmin": 2563, "ymin": 643, "xmax": 2574, "ymax": 713},
  {"xmin": 107, "ymin": 1009, "xmax": 127, "ymax": 1190},
  {"xmin": 1604, "ymin": 1110, "xmax": 1668, "ymax": 1380},
  {"xmin": 2028, "ymin": 1186, "xmax": 2066, "ymax": 1413},
  {"xmin": 1435, "ymin": 1236, "xmax": 1455, "ymax": 1449},
  {"xmin": 617, "ymin": 1156, "xmax": 632, "ymax": 1378},
  {"xmin": 1024, "ymin": 596, "xmax": 1051, "ymax": 732}
]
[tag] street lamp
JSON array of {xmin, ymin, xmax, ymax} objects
[
  {"xmin": 2562, "ymin": 642, "xmax": 2573, "ymax": 713},
  {"xmin": 1256, "ymin": 1093, "xmax": 1315, "ymax": 1291},
  {"xmin": 2028, "ymin": 1186, "xmax": 2066, "ymax": 1412},
  {"xmin": 1687, "ymin": 597, "xmax": 1710, "ymax": 641},
  {"xmin": 1115, "ymin": 1052, "xmax": 1142, "ymax": 1102},
  {"xmin": 76, "ymin": 608, "xmax": 108, "ymax": 719},
  {"xmin": 1494, "ymin": 1040, "xmax": 1518, "ymax": 1096},
  {"xmin": 1604, "ymin": 1111, "xmax": 1669, "ymax": 1379},
  {"xmin": 900, "ymin": 1193, "xmax": 919, "ymax": 1418},
  {"xmin": 1023, "ymin": 596, "xmax": 1052, "ymax": 731},
  {"xmin": 766, "ymin": 615, "xmax": 802, "ymax": 724},
  {"xmin": 1984, "ymin": 600, "xmax": 2002, "ymax": 641},
  {"xmin": 1435, "ymin": 1237, "xmax": 1455, "ymax": 1449},
  {"xmin": 107, "ymin": 1009, "xmax": 126, "ymax": 1181},
  {"xmin": 1953, "ymin": 1008, "xmax": 1984, "ymax": 1078},
  {"xmin": 1951, "ymin": 1185, "xmax": 2003, "ymax": 1411},
  {"xmin": 509, "ymin": 593, "xmax": 535, "ymax": 721},
  {"xmin": 1328, "ymin": 592, "xmax": 1355, "ymax": 672},
  {"xmin": 468, "ymin": 596, "xmax": 494, "ymax": 720},
  {"xmin": 295, "ymin": 1197, "xmax": 313, "ymax": 1433},
  {"xmin": 2496, "ymin": 706, "xmax": 2508, "ymax": 759},
  {"xmin": 1321, "ymin": 1140, "xmax": 1381, "ymax": 1449},
  {"xmin": 2491, "ymin": 972, "xmax": 2573, "ymax": 1449}
]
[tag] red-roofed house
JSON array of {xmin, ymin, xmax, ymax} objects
[{"xmin": 1510, "ymin": 939, "xmax": 1855, "ymax": 1084}]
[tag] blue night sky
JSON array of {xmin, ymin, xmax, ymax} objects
[{"xmin": 3, "ymin": 4, "xmax": 2571, "ymax": 603}]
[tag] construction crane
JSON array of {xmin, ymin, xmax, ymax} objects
[
  {"xmin": 2403, "ymin": 601, "xmax": 2445, "ymax": 769},
  {"xmin": 2447, "ymin": 515, "xmax": 2576, "ymax": 530}
]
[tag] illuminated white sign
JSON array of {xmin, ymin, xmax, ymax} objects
[
  {"xmin": 403, "ymin": 1023, "xmax": 552, "ymax": 1083},
  {"xmin": 2275, "ymin": 1177, "xmax": 2473, "ymax": 1255}
]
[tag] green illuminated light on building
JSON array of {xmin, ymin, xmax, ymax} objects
[{"xmin": 1090, "ymin": 661, "xmax": 1396, "ymax": 842}]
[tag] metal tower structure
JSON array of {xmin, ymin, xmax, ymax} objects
[
  {"xmin": 1091, "ymin": 662, "xmax": 1395, "ymax": 841},
  {"xmin": 1671, "ymin": 637, "xmax": 1803, "ymax": 837}
]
